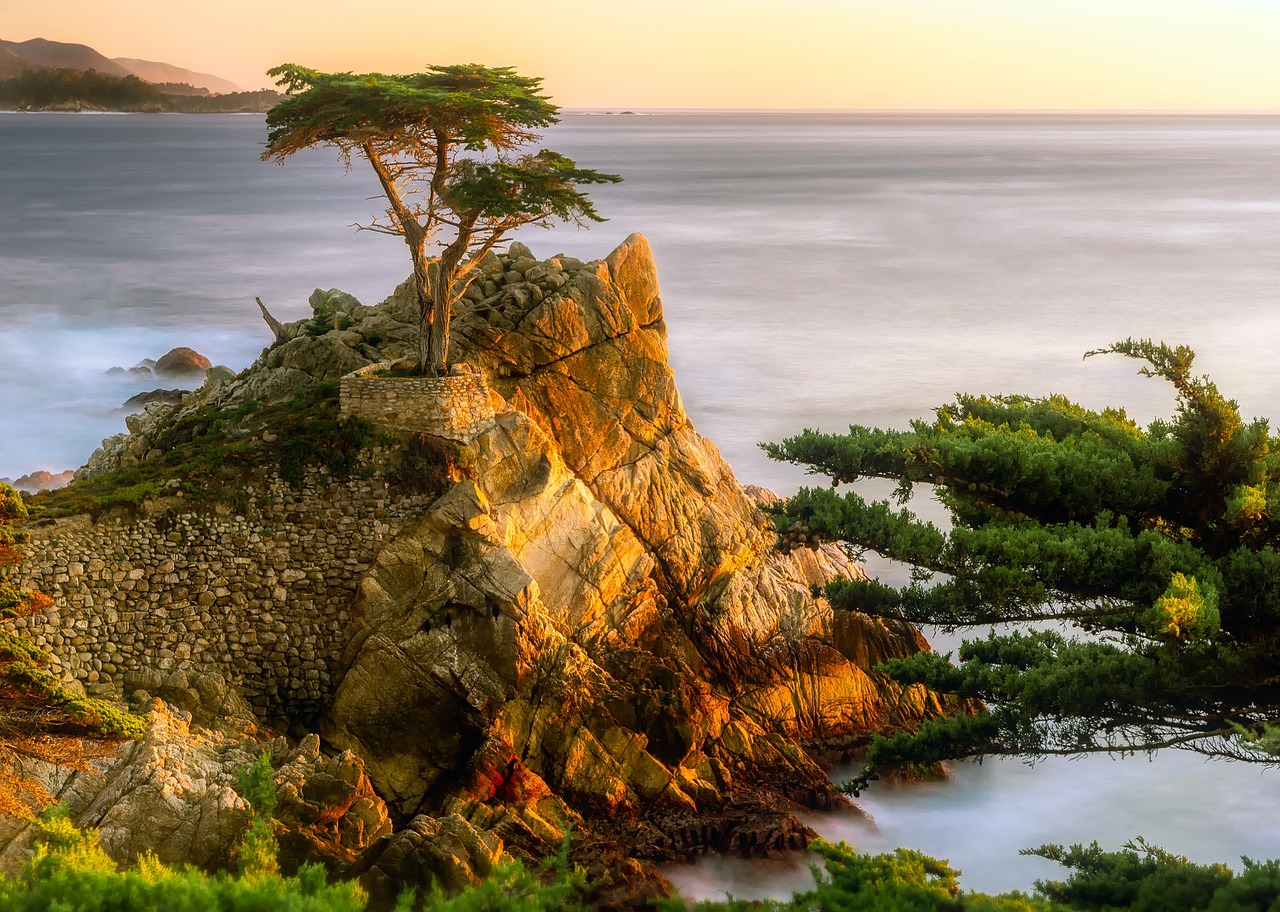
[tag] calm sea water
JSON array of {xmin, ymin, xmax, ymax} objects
[{"xmin": 4, "ymin": 111, "xmax": 1280, "ymax": 895}]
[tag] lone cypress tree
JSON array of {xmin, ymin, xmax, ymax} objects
[
  {"xmin": 765, "ymin": 339, "xmax": 1280, "ymax": 790},
  {"xmin": 262, "ymin": 64, "xmax": 621, "ymax": 376}
]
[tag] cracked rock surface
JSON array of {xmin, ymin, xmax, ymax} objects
[{"xmin": 326, "ymin": 234, "xmax": 951, "ymax": 871}]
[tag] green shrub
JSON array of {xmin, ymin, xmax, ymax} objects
[
  {"xmin": 0, "ymin": 483, "xmax": 27, "ymax": 522},
  {"xmin": 234, "ymin": 752, "xmax": 280, "ymax": 880},
  {"xmin": 0, "ymin": 805, "xmax": 366, "ymax": 911},
  {"xmin": 663, "ymin": 840, "xmax": 1047, "ymax": 912},
  {"xmin": 387, "ymin": 433, "xmax": 472, "ymax": 497}
]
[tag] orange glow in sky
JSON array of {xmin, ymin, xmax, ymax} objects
[{"xmin": 6, "ymin": 0, "xmax": 1280, "ymax": 109}]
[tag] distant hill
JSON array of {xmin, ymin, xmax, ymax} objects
[
  {"xmin": 111, "ymin": 57, "xmax": 242, "ymax": 94},
  {"xmin": 0, "ymin": 68, "xmax": 283, "ymax": 113},
  {"xmin": 0, "ymin": 37, "xmax": 131, "ymax": 79},
  {"xmin": 0, "ymin": 37, "xmax": 242, "ymax": 95}
]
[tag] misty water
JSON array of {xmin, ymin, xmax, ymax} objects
[{"xmin": 5, "ymin": 111, "xmax": 1280, "ymax": 897}]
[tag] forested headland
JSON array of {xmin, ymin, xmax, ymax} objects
[{"xmin": 0, "ymin": 68, "xmax": 283, "ymax": 113}]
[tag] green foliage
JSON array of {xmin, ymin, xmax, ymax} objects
[
  {"xmin": 0, "ymin": 484, "xmax": 28, "ymax": 523},
  {"xmin": 35, "ymin": 382, "xmax": 374, "ymax": 518},
  {"xmin": 662, "ymin": 839, "xmax": 1048, "ymax": 911},
  {"xmin": 263, "ymin": 63, "xmax": 621, "ymax": 373},
  {"xmin": 0, "ymin": 803, "xmax": 601, "ymax": 912},
  {"xmin": 235, "ymin": 752, "xmax": 280, "ymax": 880},
  {"xmin": 666, "ymin": 838, "xmax": 1280, "ymax": 911},
  {"xmin": 387, "ymin": 432, "xmax": 473, "ymax": 497},
  {"xmin": 1025, "ymin": 836, "xmax": 1280, "ymax": 911},
  {"xmin": 0, "ymin": 583, "xmax": 22, "ymax": 611},
  {"xmin": 0, "ymin": 629, "xmax": 147, "ymax": 740},
  {"xmin": 8, "ymin": 807, "xmax": 1280, "ymax": 912},
  {"xmin": 30, "ymin": 464, "xmax": 163, "ymax": 520},
  {"xmin": 766, "ymin": 340, "xmax": 1280, "ymax": 781},
  {"xmin": 1147, "ymin": 572, "xmax": 1220, "ymax": 640},
  {"xmin": 274, "ymin": 383, "xmax": 374, "ymax": 486},
  {"xmin": 0, "ymin": 481, "xmax": 147, "ymax": 818},
  {"xmin": 0, "ymin": 68, "xmax": 163, "ymax": 108},
  {"xmin": 0, "ymin": 804, "xmax": 366, "ymax": 911}
]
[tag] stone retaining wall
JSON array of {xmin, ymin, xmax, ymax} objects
[
  {"xmin": 340, "ymin": 364, "xmax": 495, "ymax": 440},
  {"xmin": 6, "ymin": 451, "xmax": 434, "ymax": 727}
]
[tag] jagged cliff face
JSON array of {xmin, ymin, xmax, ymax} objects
[
  {"xmin": 11, "ymin": 236, "xmax": 948, "ymax": 896},
  {"xmin": 325, "ymin": 234, "xmax": 946, "ymax": 866}
]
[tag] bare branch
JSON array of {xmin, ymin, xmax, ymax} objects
[{"xmin": 255, "ymin": 297, "xmax": 291, "ymax": 347}]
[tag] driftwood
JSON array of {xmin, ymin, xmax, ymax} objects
[{"xmin": 256, "ymin": 297, "xmax": 292, "ymax": 348}]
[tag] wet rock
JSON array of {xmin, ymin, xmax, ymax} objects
[{"xmin": 125, "ymin": 388, "xmax": 188, "ymax": 409}]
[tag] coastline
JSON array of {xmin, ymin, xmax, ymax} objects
[{"xmin": 0, "ymin": 108, "xmax": 268, "ymax": 114}]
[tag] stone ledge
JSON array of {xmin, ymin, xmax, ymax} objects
[{"xmin": 340, "ymin": 363, "xmax": 496, "ymax": 441}]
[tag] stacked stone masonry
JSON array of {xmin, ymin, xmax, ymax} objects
[
  {"xmin": 6, "ymin": 450, "xmax": 434, "ymax": 727},
  {"xmin": 340, "ymin": 365, "xmax": 495, "ymax": 440}
]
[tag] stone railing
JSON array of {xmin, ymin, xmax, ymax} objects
[{"xmin": 339, "ymin": 363, "xmax": 496, "ymax": 441}]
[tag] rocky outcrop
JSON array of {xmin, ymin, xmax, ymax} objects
[
  {"xmin": 323, "ymin": 233, "xmax": 947, "ymax": 865},
  {"xmin": 0, "ymin": 703, "xmax": 397, "ymax": 877},
  {"xmin": 15, "ymin": 235, "xmax": 951, "ymax": 895},
  {"xmin": 124, "ymin": 388, "xmax": 188, "ymax": 408},
  {"xmin": 0, "ymin": 470, "xmax": 74, "ymax": 493}
]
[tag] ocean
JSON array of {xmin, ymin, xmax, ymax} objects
[{"xmin": 4, "ymin": 110, "xmax": 1280, "ymax": 896}]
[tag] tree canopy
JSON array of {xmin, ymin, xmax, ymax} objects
[
  {"xmin": 765, "ymin": 339, "xmax": 1280, "ymax": 791},
  {"xmin": 262, "ymin": 64, "xmax": 621, "ymax": 375}
]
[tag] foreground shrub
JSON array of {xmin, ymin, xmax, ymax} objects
[{"xmin": 0, "ymin": 806, "xmax": 366, "ymax": 912}]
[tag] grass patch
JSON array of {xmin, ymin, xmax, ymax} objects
[{"xmin": 33, "ymin": 382, "xmax": 377, "ymax": 519}]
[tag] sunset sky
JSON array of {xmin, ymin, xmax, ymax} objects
[{"xmin": 5, "ymin": 0, "xmax": 1280, "ymax": 109}]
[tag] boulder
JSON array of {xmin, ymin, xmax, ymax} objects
[
  {"xmin": 204, "ymin": 365, "xmax": 237, "ymax": 386},
  {"xmin": 154, "ymin": 347, "xmax": 213, "ymax": 378},
  {"xmin": 354, "ymin": 813, "xmax": 503, "ymax": 906},
  {"xmin": 274, "ymin": 334, "xmax": 371, "ymax": 381}
]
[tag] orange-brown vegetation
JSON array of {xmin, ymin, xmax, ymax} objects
[{"xmin": 0, "ymin": 482, "xmax": 146, "ymax": 819}]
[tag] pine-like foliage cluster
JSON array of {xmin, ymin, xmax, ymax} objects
[
  {"xmin": 669, "ymin": 837, "xmax": 1280, "ymax": 911},
  {"xmin": 765, "ymin": 340, "xmax": 1280, "ymax": 786}
]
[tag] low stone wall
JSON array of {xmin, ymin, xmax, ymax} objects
[
  {"xmin": 340, "ymin": 364, "xmax": 495, "ymax": 440},
  {"xmin": 6, "ymin": 451, "xmax": 434, "ymax": 726}
]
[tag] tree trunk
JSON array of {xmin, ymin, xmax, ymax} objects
[
  {"xmin": 413, "ymin": 256, "xmax": 434, "ymax": 375},
  {"xmin": 255, "ymin": 297, "xmax": 291, "ymax": 348},
  {"xmin": 424, "ymin": 231, "xmax": 472, "ymax": 376},
  {"xmin": 426, "ymin": 263, "xmax": 454, "ymax": 375}
]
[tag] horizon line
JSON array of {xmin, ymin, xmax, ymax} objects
[{"xmin": 559, "ymin": 107, "xmax": 1280, "ymax": 116}]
